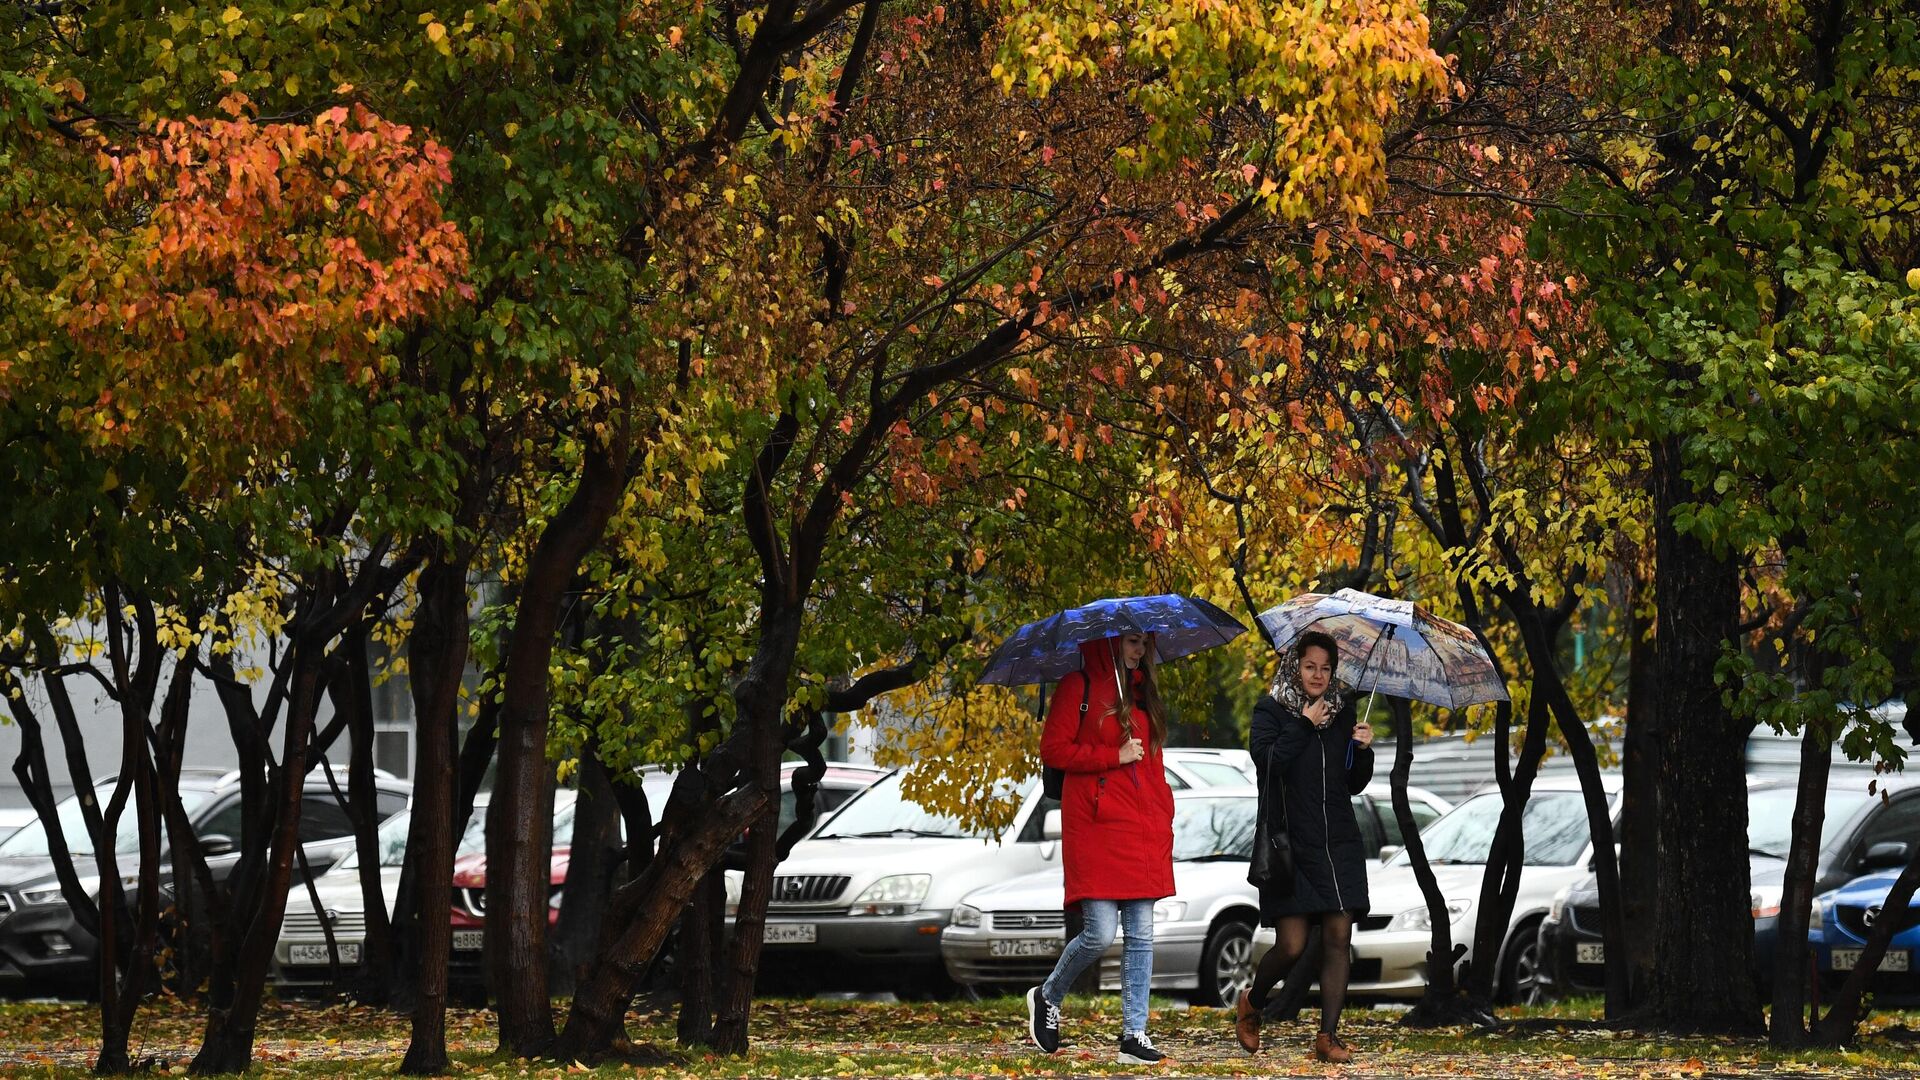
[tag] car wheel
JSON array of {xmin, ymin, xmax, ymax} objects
[
  {"xmin": 1499, "ymin": 921, "xmax": 1545, "ymax": 1007},
  {"xmin": 1197, "ymin": 919, "xmax": 1256, "ymax": 1007}
]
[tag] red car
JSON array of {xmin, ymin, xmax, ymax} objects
[{"xmin": 448, "ymin": 762, "xmax": 885, "ymax": 994}]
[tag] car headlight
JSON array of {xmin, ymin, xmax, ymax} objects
[
  {"xmin": 1548, "ymin": 885, "xmax": 1572, "ymax": 923},
  {"xmin": 1152, "ymin": 900, "xmax": 1187, "ymax": 923},
  {"xmin": 549, "ymin": 888, "xmax": 565, "ymax": 911},
  {"xmin": 1387, "ymin": 900, "xmax": 1472, "ymax": 932},
  {"xmin": 951, "ymin": 903, "xmax": 982, "ymax": 928},
  {"xmin": 1751, "ymin": 885, "xmax": 1782, "ymax": 920},
  {"xmin": 1809, "ymin": 899, "xmax": 1825, "ymax": 930},
  {"xmin": 724, "ymin": 871, "xmax": 742, "ymax": 917},
  {"xmin": 21, "ymin": 876, "xmax": 99, "ymax": 905},
  {"xmin": 848, "ymin": 874, "xmax": 931, "ymax": 916}
]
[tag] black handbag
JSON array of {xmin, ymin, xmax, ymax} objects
[
  {"xmin": 1248, "ymin": 744, "xmax": 1295, "ymax": 894},
  {"xmin": 1041, "ymin": 672, "xmax": 1092, "ymax": 800}
]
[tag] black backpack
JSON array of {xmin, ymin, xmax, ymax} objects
[{"xmin": 1041, "ymin": 671, "xmax": 1093, "ymax": 800}]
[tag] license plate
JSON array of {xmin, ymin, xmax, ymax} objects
[
  {"xmin": 764, "ymin": 923, "xmax": 816, "ymax": 944},
  {"xmin": 288, "ymin": 943, "xmax": 360, "ymax": 966},
  {"xmin": 1576, "ymin": 942, "xmax": 1605, "ymax": 964},
  {"xmin": 990, "ymin": 938, "xmax": 1063, "ymax": 958},
  {"xmin": 1833, "ymin": 948, "xmax": 1910, "ymax": 972},
  {"xmin": 452, "ymin": 930, "xmax": 483, "ymax": 952}
]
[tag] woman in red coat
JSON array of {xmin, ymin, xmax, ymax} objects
[{"xmin": 1024, "ymin": 633, "xmax": 1175, "ymax": 1066}]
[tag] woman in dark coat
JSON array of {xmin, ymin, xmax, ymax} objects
[{"xmin": 1233, "ymin": 630, "xmax": 1374, "ymax": 1062}]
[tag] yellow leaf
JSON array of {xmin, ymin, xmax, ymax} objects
[
  {"xmin": 220, "ymin": 5, "xmax": 241, "ymax": 22},
  {"xmin": 1906, "ymin": 268, "xmax": 1920, "ymax": 291},
  {"xmin": 426, "ymin": 20, "xmax": 446, "ymax": 41}
]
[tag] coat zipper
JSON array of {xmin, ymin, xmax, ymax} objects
[{"xmin": 1321, "ymin": 725, "xmax": 1345, "ymax": 910}]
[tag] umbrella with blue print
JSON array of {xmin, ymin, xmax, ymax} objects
[{"xmin": 979, "ymin": 594, "xmax": 1249, "ymax": 687}]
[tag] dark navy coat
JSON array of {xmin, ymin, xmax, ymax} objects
[{"xmin": 1250, "ymin": 694, "xmax": 1373, "ymax": 924}]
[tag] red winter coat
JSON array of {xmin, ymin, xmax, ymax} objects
[{"xmin": 1041, "ymin": 639, "xmax": 1176, "ymax": 907}]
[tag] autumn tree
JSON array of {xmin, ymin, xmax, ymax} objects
[{"xmin": 1538, "ymin": 0, "xmax": 1920, "ymax": 1036}]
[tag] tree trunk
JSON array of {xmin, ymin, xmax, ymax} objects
[
  {"xmin": 554, "ymin": 782, "xmax": 770, "ymax": 1061},
  {"xmin": 1395, "ymin": 696, "xmax": 1478, "ymax": 1027},
  {"xmin": 487, "ymin": 445, "xmax": 625, "ymax": 1056},
  {"xmin": 1645, "ymin": 434, "xmax": 1760, "ymax": 1033},
  {"xmin": 675, "ymin": 869, "xmax": 721, "ymax": 1046},
  {"xmin": 192, "ymin": 645, "xmax": 328, "ymax": 1075},
  {"xmin": 705, "ymin": 605, "xmax": 806, "ymax": 1055},
  {"xmin": 1620, "ymin": 588, "xmax": 1660, "ymax": 1011},
  {"xmin": 321, "ymin": 626, "xmax": 395, "ymax": 1004},
  {"xmin": 401, "ymin": 556, "xmax": 472, "ymax": 1075},
  {"xmin": 550, "ymin": 741, "xmax": 624, "ymax": 997},
  {"xmin": 1463, "ymin": 696, "xmax": 1546, "ymax": 1005},
  {"xmin": 1770, "ymin": 720, "xmax": 1833, "ymax": 1046},
  {"xmin": 1538, "ymin": 668, "xmax": 1628, "ymax": 1015}
]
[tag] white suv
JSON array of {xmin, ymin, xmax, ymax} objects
[{"xmin": 740, "ymin": 768, "xmax": 1059, "ymax": 996}]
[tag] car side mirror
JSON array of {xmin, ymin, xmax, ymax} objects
[
  {"xmin": 1377, "ymin": 845, "xmax": 1401, "ymax": 863},
  {"xmin": 1862, "ymin": 841, "xmax": 1912, "ymax": 871},
  {"xmin": 1042, "ymin": 809, "xmax": 1063, "ymax": 842},
  {"xmin": 201, "ymin": 834, "xmax": 236, "ymax": 857}
]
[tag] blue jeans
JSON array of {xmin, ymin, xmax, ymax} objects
[{"xmin": 1040, "ymin": 898, "xmax": 1154, "ymax": 1035}]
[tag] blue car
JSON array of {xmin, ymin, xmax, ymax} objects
[{"xmin": 1810, "ymin": 869, "xmax": 1920, "ymax": 1000}]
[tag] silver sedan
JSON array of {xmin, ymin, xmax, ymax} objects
[{"xmin": 941, "ymin": 787, "xmax": 1260, "ymax": 1005}]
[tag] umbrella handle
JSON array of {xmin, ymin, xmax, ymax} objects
[{"xmin": 1346, "ymin": 625, "xmax": 1393, "ymax": 771}]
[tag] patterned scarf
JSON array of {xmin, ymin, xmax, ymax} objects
[{"xmin": 1268, "ymin": 640, "xmax": 1347, "ymax": 718}]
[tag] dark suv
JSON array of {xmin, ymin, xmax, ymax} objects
[
  {"xmin": 0, "ymin": 767, "xmax": 409, "ymax": 995},
  {"xmin": 1538, "ymin": 771, "xmax": 1915, "ymax": 999}
]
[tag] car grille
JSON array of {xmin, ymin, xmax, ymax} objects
[
  {"xmin": 1836, "ymin": 904, "xmax": 1920, "ymax": 939},
  {"xmin": 1358, "ymin": 914, "xmax": 1392, "ymax": 933},
  {"xmin": 282, "ymin": 909, "xmax": 367, "ymax": 936},
  {"xmin": 0, "ymin": 893, "xmax": 13, "ymax": 917},
  {"xmin": 1570, "ymin": 906, "xmax": 1602, "ymax": 934},
  {"xmin": 992, "ymin": 910, "xmax": 1067, "ymax": 932},
  {"xmin": 769, "ymin": 875, "xmax": 850, "ymax": 905}
]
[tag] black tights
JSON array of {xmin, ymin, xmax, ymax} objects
[{"xmin": 1247, "ymin": 913, "xmax": 1354, "ymax": 1034}]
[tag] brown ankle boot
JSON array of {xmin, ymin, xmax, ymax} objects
[
  {"xmin": 1313, "ymin": 1031, "xmax": 1352, "ymax": 1064},
  {"xmin": 1234, "ymin": 990, "xmax": 1261, "ymax": 1053}
]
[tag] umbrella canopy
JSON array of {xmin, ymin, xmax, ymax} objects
[
  {"xmin": 1255, "ymin": 588, "xmax": 1508, "ymax": 709},
  {"xmin": 978, "ymin": 594, "xmax": 1249, "ymax": 687}
]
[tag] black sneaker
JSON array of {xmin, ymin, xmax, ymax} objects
[
  {"xmin": 1117, "ymin": 1031, "xmax": 1164, "ymax": 1065},
  {"xmin": 1026, "ymin": 986, "xmax": 1061, "ymax": 1054}
]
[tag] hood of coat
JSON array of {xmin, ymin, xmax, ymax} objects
[{"xmin": 1078, "ymin": 636, "xmax": 1151, "ymax": 698}]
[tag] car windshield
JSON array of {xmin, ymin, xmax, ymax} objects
[
  {"xmin": 1171, "ymin": 797, "xmax": 1257, "ymax": 861},
  {"xmin": 813, "ymin": 771, "xmax": 1026, "ymax": 841},
  {"xmin": 1747, "ymin": 786, "xmax": 1873, "ymax": 859},
  {"xmin": 1392, "ymin": 789, "xmax": 1600, "ymax": 868},
  {"xmin": 336, "ymin": 805, "xmax": 490, "ymax": 870},
  {"xmin": 0, "ymin": 786, "xmax": 214, "ymax": 858}
]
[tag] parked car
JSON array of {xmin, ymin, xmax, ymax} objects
[
  {"xmin": 1810, "ymin": 867, "xmax": 1920, "ymax": 999},
  {"xmin": 1541, "ymin": 771, "xmax": 1919, "ymax": 999},
  {"xmin": 743, "ymin": 766, "xmax": 1068, "ymax": 997},
  {"xmin": 0, "ymin": 809, "xmax": 36, "ymax": 845},
  {"xmin": 0, "ymin": 767, "xmax": 409, "ymax": 996},
  {"xmin": 942, "ymin": 787, "xmax": 1262, "ymax": 1005},
  {"xmin": 448, "ymin": 761, "xmax": 885, "ymax": 993},
  {"xmin": 273, "ymin": 798, "xmax": 489, "ymax": 991},
  {"xmin": 1163, "ymin": 748, "xmax": 1257, "ymax": 789},
  {"xmin": 1354, "ymin": 782, "xmax": 1452, "ymax": 864},
  {"xmin": 1251, "ymin": 773, "xmax": 1621, "ymax": 1005}
]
